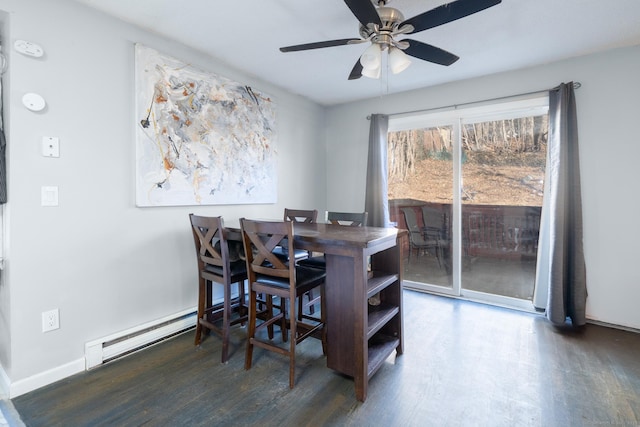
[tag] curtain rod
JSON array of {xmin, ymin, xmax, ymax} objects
[{"xmin": 367, "ymin": 81, "xmax": 581, "ymax": 120}]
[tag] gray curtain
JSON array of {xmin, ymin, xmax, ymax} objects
[
  {"xmin": 364, "ymin": 114, "xmax": 390, "ymax": 227},
  {"xmin": 535, "ymin": 82, "xmax": 587, "ymax": 326}
]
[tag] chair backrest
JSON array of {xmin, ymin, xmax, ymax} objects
[
  {"xmin": 420, "ymin": 205, "xmax": 444, "ymax": 229},
  {"xmin": 189, "ymin": 214, "xmax": 230, "ymax": 276},
  {"xmin": 240, "ymin": 219, "xmax": 294, "ymax": 285},
  {"xmin": 401, "ymin": 207, "xmax": 429, "ymax": 245},
  {"xmin": 401, "ymin": 208, "xmax": 420, "ymax": 232},
  {"xmin": 284, "ymin": 208, "xmax": 317, "ymax": 223},
  {"xmin": 420, "ymin": 205, "xmax": 446, "ymax": 239},
  {"xmin": 327, "ymin": 211, "xmax": 368, "ymax": 227}
]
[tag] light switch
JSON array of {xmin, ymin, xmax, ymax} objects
[
  {"xmin": 42, "ymin": 136, "xmax": 60, "ymax": 157},
  {"xmin": 41, "ymin": 186, "xmax": 59, "ymax": 206}
]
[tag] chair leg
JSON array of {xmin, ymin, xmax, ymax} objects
[
  {"xmin": 266, "ymin": 294, "xmax": 275, "ymax": 340},
  {"xmin": 320, "ymin": 284, "xmax": 327, "ymax": 356},
  {"xmin": 221, "ymin": 282, "xmax": 232, "ymax": 364},
  {"xmin": 281, "ymin": 297, "xmax": 289, "ymax": 343},
  {"xmin": 297, "ymin": 290, "xmax": 313, "ymax": 320},
  {"xmin": 288, "ymin": 296, "xmax": 296, "ymax": 389},
  {"xmin": 237, "ymin": 280, "xmax": 247, "ymax": 325},
  {"xmin": 205, "ymin": 280, "xmax": 213, "ymax": 337},
  {"xmin": 307, "ymin": 290, "xmax": 315, "ymax": 314},
  {"xmin": 195, "ymin": 276, "xmax": 206, "ymax": 346},
  {"xmin": 297, "ymin": 293, "xmax": 304, "ymax": 321},
  {"xmin": 244, "ymin": 289, "xmax": 258, "ymax": 371}
]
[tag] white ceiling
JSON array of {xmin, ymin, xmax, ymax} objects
[{"xmin": 72, "ymin": 0, "xmax": 640, "ymax": 106}]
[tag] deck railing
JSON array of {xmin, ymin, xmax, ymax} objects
[{"xmin": 390, "ymin": 199, "xmax": 541, "ymax": 259}]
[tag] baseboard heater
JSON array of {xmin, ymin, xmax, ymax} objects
[{"xmin": 85, "ymin": 308, "xmax": 196, "ymax": 369}]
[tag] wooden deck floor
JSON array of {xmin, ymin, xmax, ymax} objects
[
  {"xmin": 404, "ymin": 253, "xmax": 537, "ymax": 301},
  {"xmin": 11, "ymin": 291, "xmax": 640, "ymax": 426}
]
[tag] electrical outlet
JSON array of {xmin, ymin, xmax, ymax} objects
[{"xmin": 42, "ymin": 309, "xmax": 60, "ymax": 332}]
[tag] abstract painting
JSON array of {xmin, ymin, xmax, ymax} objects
[{"xmin": 134, "ymin": 44, "xmax": 277, "ymax": 206}]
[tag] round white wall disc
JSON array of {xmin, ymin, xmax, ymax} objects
[{"xmin": 22, "ymin": 93, "xmax": 46, "ymax": 111}]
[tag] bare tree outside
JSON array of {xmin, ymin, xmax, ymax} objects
[{"xmin": 388, "ymin": 115, "xmax": 548, "ymax": 207}]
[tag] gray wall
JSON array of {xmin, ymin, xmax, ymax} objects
[
  {"xmin": 325, "ymin": 44, "xmax": 640, "ymax": 330},
  {"xmin": 1, "ymin": 0, "xmax": 639, "ymax": 399},
  {"xmin": 0, "ymin": 0, "xmax": 326, "ymax": 396}
]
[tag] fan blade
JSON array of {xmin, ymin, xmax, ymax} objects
[
  {"xmin": 344, "ymin": 0, "xmax": 382, "ymax": 28},
  {"xmin": 348, "ymin": 59, "xmax": 363, "ymax": 80},
  {"xmin": 280, "ymin": 38, "xmax": 364, "ymax": 52},
  {"xmin": 401, "ymin": 0, "xmax": 501, "ymax": 34},
  {"xmin": 403, "ymin": 40, "xmax": 459, "ymax": 66}
]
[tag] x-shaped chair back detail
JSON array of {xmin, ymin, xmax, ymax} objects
[
  {"xmin": 242, "ymin": 219, "xmax": 293, "ymax": 284},
  {"xmin": 284, "ymin": 208, "xmax": 318, "ymax": 224},
  {"xmin": 190, "ymin": 214, "xmax": 228, "ymax": 276},
  {"xmin": 327, "ymin": 211, "xmax": 368, "ymax": 227}
]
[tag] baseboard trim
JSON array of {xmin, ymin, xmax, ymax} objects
[
  {"xmin": 587, "ymin": 319, "xmax": 640, "ymax": 334},
  {"xmin": 85, "ymin": 308, "xmax": 196, "ymax": 369},
  {"xmin": 8, "ymin": 358, "xmax": 85, "ymax": 399}
]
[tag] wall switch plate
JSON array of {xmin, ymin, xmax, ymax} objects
[
  {"xmin": 42, "ymin": 136, "xmax": 60, "ymax": 157},
  {"xmin": 41, "ymin": 186, "xmax": 59, "ymax": 206},
  {"xmin": 42, "ymin": 309, "xmax": 60, "ymax": 332}
]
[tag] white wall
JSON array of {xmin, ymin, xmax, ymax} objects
[
  {"xmin": 0, "ymin": 0, "xmax": 326, "ymax": 396},
  {"xmin": 325, "ymin": 45, "xmax": 640, "ymax": 330}
]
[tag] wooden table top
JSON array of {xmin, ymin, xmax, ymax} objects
[
  {"xmin": 292, "ymin": 223, "xmax": 399, "ymax": 249},
  {"xmin": 226, "ymin": 220, "xmax": 403, "ymax": 248}
]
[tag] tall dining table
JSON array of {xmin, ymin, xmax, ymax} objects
[{"xmin": 231, "ymin": 221, "xmax": 405, "ymax": 402}]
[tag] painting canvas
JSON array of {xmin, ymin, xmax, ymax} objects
[{"xmin": 135, "ymin": 44, "xmax": 277, "ymax": 206}]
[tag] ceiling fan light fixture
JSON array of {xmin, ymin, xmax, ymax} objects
[
  {"xmin": 360, "ymin": 43, "xmax": 382, "ymax": 70},
  {"xmin": 361, "ymin": 64, "xmax": 381, "ymax": 79},
  {"xmin": 389, "ymin": 47, "xmax": 411, "ymax": 74}
]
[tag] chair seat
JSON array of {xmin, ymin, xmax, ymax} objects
[
  {"xmin": 255, "ymin": 266, "xmax": 325, "ymax": 294},
  {"xmin": 203, "ymin": 259, "xmax": 247, "ymax": 279},
  {"xmin": 272, "ymin": 246, "xmax": 308, "ymax": 261},
  {"xmin": 297, "ymin": 255, "xmax": 326, "ymax": 269}
]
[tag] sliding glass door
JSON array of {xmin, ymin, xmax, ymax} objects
[{"xmin": 388, "ymin": 97, "xmax": 548, "ymax": 310}]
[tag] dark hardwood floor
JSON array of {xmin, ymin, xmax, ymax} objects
[{"xmin": 11, "ymin": 290, "xmax": 640, "ymax": 426}]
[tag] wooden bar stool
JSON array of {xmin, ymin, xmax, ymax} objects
[
  {"xmin": 189, "ymin": 214, "xmax": 248, "ymax": 363},
  {"xmin": 240, "ymin": 218, "xmax": 326, "ymax": 388}
]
